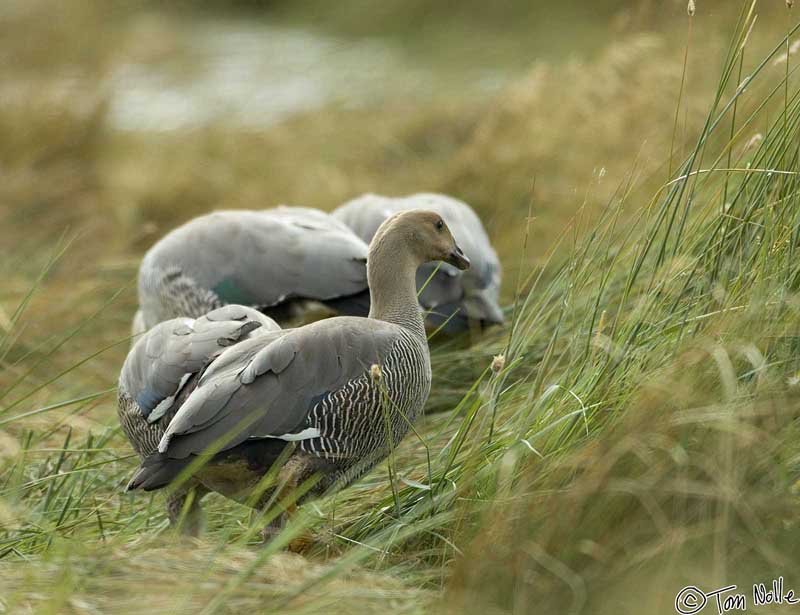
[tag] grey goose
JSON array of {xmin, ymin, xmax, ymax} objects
[{"xmin": 118, "ymin": 210, "xmax": 470, "ymax": 542}]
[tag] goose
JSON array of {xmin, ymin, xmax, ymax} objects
[
  {"xmin": 135, "ymin": 206, "xmax": 371, "ymax": 333},
  {"xmin": 118, "ymin": 210, "xmax": 470, "ymax": 541},
  {"xmin": 333, "ymin": 193, "xmax": 503, "ymax": 333}
]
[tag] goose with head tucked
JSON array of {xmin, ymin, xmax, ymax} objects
[
  {"xmin": 135, "ymin": 206, "xmax": 371, "ymax": 334},
  {"xmin": 333, "ymin": 193, "xmax": 503, "ymax": 333},
  {"xmin": 120, "ymin": 210, "xmax": 469, "ymax": 543}
]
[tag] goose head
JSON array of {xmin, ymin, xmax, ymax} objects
[{"xmin": 370, "ymin": 209, "xmax": 470, "ymax": 271}]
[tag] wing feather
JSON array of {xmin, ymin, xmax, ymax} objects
[
  {"xmin": 119, "ymin": 306, "xmax": 279, "ymax": 423},
  {"xmin": 141, "ymin": 208, "xmax": 369, "ymax": 310},
  {"xmin": 157, "ymin": 316, "xmax": 400, "ymax": 459}
]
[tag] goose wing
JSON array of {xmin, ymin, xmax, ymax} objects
[
  {"xmin": 155, "ymin": 316, "xmax": 402, "ymax": 460},
  {"xmin": 142, "ymin": 208, "xmax": 369, "ymax": 309},
  {"xmin": 119, "ymin": 305, "xmax": 280, "ymax": 423}
]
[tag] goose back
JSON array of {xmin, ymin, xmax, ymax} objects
[{"xmin": 137, "ymin": 207, "xmax": 369, "ymax": 330}]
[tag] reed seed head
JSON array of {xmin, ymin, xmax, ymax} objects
[
  {"xmin": 370, "ymin": 363, "xmax": 383, "ymax": 383},
  {"xmin": 745, "ymin": 133, "xmax": 763, "ymax": 151},
  {"xmin": 491, "ymin": 354, "xmax": 506, "ymax": 375},
  {"xmin": 687, "ymin": 0, "xmax": 696, "ymax": 16}
]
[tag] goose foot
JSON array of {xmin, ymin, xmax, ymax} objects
[
  {"xmin": 260, "ymin": 514, "xmax": 286, "ymax": 543},
  {"xmin": 166, "ymin": 484, "xmax": 207, "ymax": 537},
  {"xmin": 260, "ymin": 518, "xmax": 314, "ymax": 553},
  {"xmin": 287, "ymin": 533, "xmax": 313, "ymax": 554},
  {"xmin": 259, "ymin": 455, "xmax": 314, "ymax": 549}
]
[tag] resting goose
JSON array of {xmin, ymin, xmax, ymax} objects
[
  {"xmin": 333, "ymin": 193, "xmax": 503, "ymax": 333},
  {"xmin": 135, "ymin": 206, "xmax": 370, "ymax": 333},
  {"xmin": 118, "ymin": 210, "xmax": 469, "ymax": 541}
]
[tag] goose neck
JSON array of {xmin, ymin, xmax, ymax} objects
[{"xmin": 367, "ymin": 235, "xmax": 426, "ymax": 341}]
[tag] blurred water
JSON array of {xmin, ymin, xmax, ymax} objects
[{"xmin": 107, "ymin": 20, "xmax": 514, "ymax": 131}]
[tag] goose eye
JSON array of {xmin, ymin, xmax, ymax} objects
[{"xmin": 435, "ymin": 219, "xmax": 444, "ymax": 231}]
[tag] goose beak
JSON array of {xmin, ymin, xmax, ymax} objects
[{"xmin": 446, "ymin": 244, "xmax": 470, "ymax": 270}]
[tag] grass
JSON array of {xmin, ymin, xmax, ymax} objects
[{"xmin": 2, "ymin": 1, "xmax": 800, "ymax": 613}]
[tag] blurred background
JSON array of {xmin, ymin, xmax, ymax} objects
[{"xmin": 1, "ymin": 0, "xmax": 775, "ymax": 363}]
